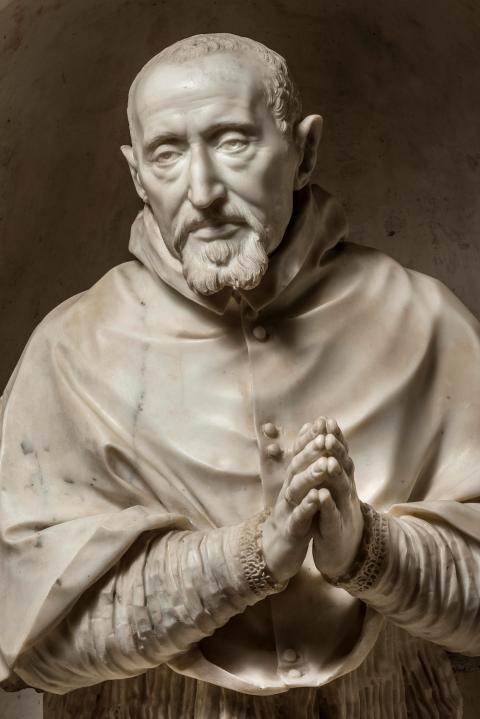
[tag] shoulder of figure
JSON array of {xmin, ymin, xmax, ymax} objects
[{"xmin": 336, "ymin": 241, "xmax": 478, "ymax": 330}]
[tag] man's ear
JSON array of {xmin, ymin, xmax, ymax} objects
[
  {"xmin": 293, "ymin": 114, "xmax": 323, "ymax": 190},
  {"xmin": 120, "ymin": 145, "xmax": 149, "ymax": 203}
]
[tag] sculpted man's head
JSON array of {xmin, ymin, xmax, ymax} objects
[{"xmin": 122, "ymin": 33, "xmax": 323, "ymax": 295}]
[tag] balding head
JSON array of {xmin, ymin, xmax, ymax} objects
[
  {"xmin": 127, "ymin": 33, "xmax": 302, "ymax": 152},
  {"xmin": 121, "ymin": 33, "xmax": 323, "ymax": 296}
]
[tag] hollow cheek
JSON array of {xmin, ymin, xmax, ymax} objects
[
  {"xmin": 142, "ymin": 168, "xmax": 185, "ymax": 221},
  {"xmin": 224, "ymin": 156, "xmax": 283, "ymax": 215},
  {"xmin": 255, "ymin": 165, "xmax": 295, "ymax": 230},
  {"xmin": 256, "ymin": 143, "xmax": 294, "ymax": 195}
]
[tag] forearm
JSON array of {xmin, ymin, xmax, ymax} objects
[
  {"xmin": 15, "ymin": 514, "xmax": 282, "ymax": 693},
  {"xmin": 330, "ymin": 505, "xmax": 480, "ymax": 655}
]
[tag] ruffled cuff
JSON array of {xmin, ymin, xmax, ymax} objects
[
  {"xmin": 324, "ymin": 503, "xmax": 389, "ymax": 593},
  {"xmin": 238, "ymin": 509, "xmax": 288, "ymax": 596}
]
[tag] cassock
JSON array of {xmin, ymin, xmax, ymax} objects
[{"xmin": 1, "ymin": 186, "xmax": 479, "ymax": 718}]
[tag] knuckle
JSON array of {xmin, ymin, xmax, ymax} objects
[
  {"xmin": 314, "ymin": 456, "xmax": 327, "ymax": 472},
  {"xmin": 306, "ymin": 487, "xmax": 318, "ymax": 502},
  {"xmin": 285, "ymin": 482, "xmax": 299, "ymax": 505},
  {"xmin": 318, "ymin": 487, "xmax": 330, "ymax": 503},
  {"xmin": 293, "ymin": 437, "xmax": 304, "ymax": 455},
  {"xmin": 327, "ymin": 456, "xmax": 340, "ymax": 473},
  {"xmin": 290, "ymin": 456, "xmax": 301, "ymax": 475}
]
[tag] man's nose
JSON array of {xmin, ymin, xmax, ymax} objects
[{"xmin": 187, "ymin": 144, "xmax": 226, "ymax": 209}]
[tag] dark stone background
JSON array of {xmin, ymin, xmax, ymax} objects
[
  {"xmin": 0, "ymin": 1, "xmax": 479, "ymax": 716},
  {"xmin": 1, "ymin": 0, "xmax": 480, "ymax": 390}
]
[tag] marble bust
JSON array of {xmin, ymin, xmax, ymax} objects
[{"xmin": 1, "ymin": 32, "xmax": 480, "ymax": 719}]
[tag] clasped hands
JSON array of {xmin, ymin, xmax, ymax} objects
[{"xmin": 262, "ymin": 417, "xmax": 364, "ymax": 585}]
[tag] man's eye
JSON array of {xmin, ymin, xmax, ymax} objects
[
  {"xmin": 217, "ymin": 137, "xmax": 248, "ymax": 153},
  {"xmin": 154, "ymin": 149, "xmax": 182, "ymax": 164}
]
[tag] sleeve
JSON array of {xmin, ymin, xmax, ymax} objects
[
  {"xmin": 330, "ymin": 504, "xmax": 480, "ymax": 656},
  {"xmin": 0, "ymin": 292, "xmax": 258, "ymax": 682},
  {"xmin": 327, "ymin": 276, "xmax": 480, "ymax": 657},
  {"xmin": 14, "ymin": 513, "xmax": 284, "ymax": 694}
]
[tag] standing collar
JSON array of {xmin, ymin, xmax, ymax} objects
[{"xmin": 128, "ymin": 185, "xmax": 348, "ymax": 315}]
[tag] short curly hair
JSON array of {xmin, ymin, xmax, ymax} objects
[{"xmin": 127, "ymin": 33, "xmax": 302, "ymax": 145}]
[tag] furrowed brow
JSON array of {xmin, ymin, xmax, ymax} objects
[
  {"xmin": 206, "ymin": 121, "xmax": 257, "ymax": 137},
  {"xmin": 143, "ymin": 132, "xmax": 183, "ymax": 155},
  {"xmin": 142, "ymin": 122, "xmax": 257, "ymax": 155}
]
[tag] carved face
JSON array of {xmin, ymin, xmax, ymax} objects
[{"xmin": 124, "ymin": 53, "xmax": 320, "ymax": 294}]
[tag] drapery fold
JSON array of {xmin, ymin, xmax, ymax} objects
[{"xmin": 1, "ymin": 185, "xmax": 480, "ymax": 697}]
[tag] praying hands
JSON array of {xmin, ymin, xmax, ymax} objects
[{"xmin": 262, "ymin": 417, "xmax": 365, "ymax": 584}]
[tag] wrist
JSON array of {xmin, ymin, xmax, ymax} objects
[
  {"xmin": 322, "ymin": 503, "xmax": 388, "ymax": 592},
  {"xmin": 237, "ymin": 510, "xmax": 288, "ymax": 596},
  {"xmin": 261, "ymin": 515, "xmax": 285, "ymax": 582}
]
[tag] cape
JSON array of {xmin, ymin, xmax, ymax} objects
[{"xmin": 1, "ymin": 185, "xmax": 480, "ymax": 688}]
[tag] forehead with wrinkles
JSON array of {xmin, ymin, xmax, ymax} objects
[{"xmin": 129, "ymin": 53, "xmax": 274, "ymax": 148}]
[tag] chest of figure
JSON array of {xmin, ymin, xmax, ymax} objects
[
  {"xmin": 126, "ymin": 305, "xmax": 332, "ymax": 519},
  {"xmin": 112, "ymin": 294, "xmax": 430, "ymax": 526}
]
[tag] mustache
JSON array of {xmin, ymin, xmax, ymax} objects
[
  {"xmin": 173, "ymin": 203, "xmax": 263, "ymax": 254},
  {"xmin": 185, "ymin": 215, "xmax": 244, "ymax": 234}
]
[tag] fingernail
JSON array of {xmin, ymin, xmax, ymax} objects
[
  {"xmin": 313, "ymin": 418, "xmax": 325, "ymax": 433},
  {"xmin": 325, "ymin": 434, "xmax": 334, "ymax": 450}
]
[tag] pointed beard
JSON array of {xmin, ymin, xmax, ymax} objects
[{"xmin": 181, "ymin": 231, "xmax": 269, "ymax": 295}]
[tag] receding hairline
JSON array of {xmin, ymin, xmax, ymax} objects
[
  {"xmin": 128, "ymin": 50, "xmax": 277, "ymax": 140},
  {"xmin": 126, "ymin": 34, "xmax": 302, "ymax": 146}
]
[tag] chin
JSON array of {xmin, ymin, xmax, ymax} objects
[
  {"xmin": 184, "ymin": 262, "xmax": 267, "ymax": 296},
  {"xmin": 181, "ymin": 232, "xmax": 269, "ymax": 295}
]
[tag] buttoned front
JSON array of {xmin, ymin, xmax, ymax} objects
[
  {"xmin": 265, "ymin": 443, "xmax": 283, "ymax": 459},
  {"xmin": 2, "ymin": 185, "xmax": 480, "ymax": 716},
  {"xmin": 252, "ymin": 325, "xmax": 268, "ymax": 342},
  {"xmin": 261, "ymin": 422, "xmax": 278, "ymax": 439},
  {"xmin": 281, "ymin": 649, "xmax": 298, "ymax": 663}
]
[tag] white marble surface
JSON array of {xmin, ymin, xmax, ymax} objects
[{"xmin": 0, "ymin": 9, "xmax": 480, "ymax": 719}]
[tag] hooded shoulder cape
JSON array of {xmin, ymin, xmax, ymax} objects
[{"xmin": 1, "ymin": 185, "xmax": 480, "ymax": 686}]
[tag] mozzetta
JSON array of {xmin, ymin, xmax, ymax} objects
[{"xmin": 1, "ymin": 186, "xmax": 479, "ymax": 717}]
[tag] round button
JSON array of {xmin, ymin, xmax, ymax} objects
[
  {"xmin": 262, "ymin": 422, "xmax": 278, "ymax": 439},
  {"xmin": 265, "ymin": 443, "xmax": 283, "ymax": 458},
  {"xmin": 288, "ymin": 668, "xmax": 303, "ymax": 679},
  {"xmin": 252, "ymin": 325, "xmax": 268, "ymax": 342},
  {"xmin": 281, "ymin": 648, "xmax": 298, "ymax": 663}
]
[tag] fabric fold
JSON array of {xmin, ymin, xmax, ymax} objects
[{"xmin": 1, "ymin": 184, "xmax": 480, "ymax": 699}]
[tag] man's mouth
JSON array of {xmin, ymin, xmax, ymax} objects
[{"xmin": 188, "ymin": 221, "xmax": 244, "ymax": 241}]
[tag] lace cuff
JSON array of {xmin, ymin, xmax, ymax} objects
[
  {"xmin": 238, "ymin": 509, "xmax": 287, "ymax": 596},
  {"xmin": 325, "ymin": 503, "xmax": 388, "ymax": 593}
]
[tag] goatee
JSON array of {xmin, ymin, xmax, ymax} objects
[{"xmin": 181, "ymin": 231, "xmax": 269, "ymax": 295}]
